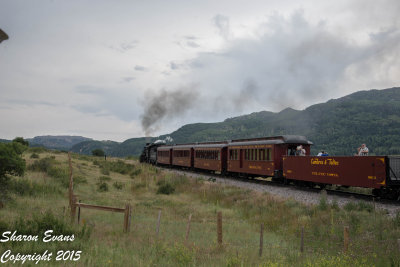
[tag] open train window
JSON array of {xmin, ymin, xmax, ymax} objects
[{"xmin": 287, "ymin": 146, "xmax": 296, "ymax": 156}]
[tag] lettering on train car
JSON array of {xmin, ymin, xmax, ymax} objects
[
  {"xmin": 312, "ymin": 172, "xmax": 339, "ymax": 177},
  {"xmin": 249, "ymin": 165, "xmax": 262, "ymax": 170},
  {"xmin": 310, "ymin": 158, "xmax": 339, "ymax": 166}
]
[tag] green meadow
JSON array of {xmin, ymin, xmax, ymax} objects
[{"xmin": 1, "ymin": 148, "xmax": 400, "ymax": 266}]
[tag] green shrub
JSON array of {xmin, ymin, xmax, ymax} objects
[
  {"xmin": 100, "ymin": 167, "xmax": 110, "ymax": 175},
  {"xmin": 109, "ymin": 160, "xmax": 135, "ymax": 174},
  {"xmin": 98, "ymin": 182, "xmax": 109, "ymax": 192},
  {"xmin": 74, "ymin": 175, "xmax": 87, "ymax": 185},
  {"xmin": 47, "ymin": 166, "xmax": 69, "ymax": 187},
  {"xmin": 0, "ymin": 220, "xmax": 9, "ymax": 234},
  {"xmin": 99, "ymin": 176, "xmax": 111, "ymax": 182},
  {"xmin": 394, "ymin": 211, "xmax": 400, "ymax": 228},
  {"xmin": 8, "ymin": 179, "xmax": 60, "ymax": 196},
  {"xmin": 131, "ymin": 182, "xmax": 146, "ymax": 192},
  {"xmin": 344, "ymin": 201, "xmax": 373, "ymax": 212},
  {"xmin": 28, "ymin": 157, "xmax": 55, "ymax": 172},
  {"xmin": 318, "ymin": 190, "xmax": 328, "ymax": 210},
  {"xmin": 27, "ymin": 146, "xmax": 47, "ymax": 153},
  {"xmin": 92, "ymin": 149, "xmax": 105, "ymax": 157},
  {"xmin": 157, "ymin": 183, "xmax": 175, "ymax": 195},
  {"xmin": 30, "ymin": 153, "xmax": 39, "ymax": 159},
  {"xmin": 130, "ymin": 169, "xmax": 142, "ymax": 178},
  {"xmin": 95, "ymin": 160, "xmax": 136, "ymax": 176},
  {"xmin": 113, "ymin": 181, "xmax": 124, "ymax": 190}
]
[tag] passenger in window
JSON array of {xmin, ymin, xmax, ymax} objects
[
  {"xmin": 296, "ymin": 145, "xmax": 306, "ymax": 156},
  {"xmin": 317, "ymin": 150, "xmax": 329, "ymax": 156},
  {"xmin": 357, "ymin": 144, "xmax": 369, "ymax": 156}
]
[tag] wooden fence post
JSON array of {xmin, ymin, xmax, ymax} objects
[
  {"xmin": 259, "ymin": 223, "xmax": 264, "ymax": 257},
  {"xmin": 344, "ymin": 226, "xmax": 349, "ymax": 252},
  {"xmin": 185, "ymin": 214, "xmax": 192, "ymax": 243},
  {"xmin": 156, "ymin": 210, "xmax": 162, "ymax": 237},
  {"xmin": 77, "ymin": 200, "xmax": 81, "ymax": 224},
  {"xmin": 217, "ymin": 211, "xmax": 222, "ymax": 246},
  {"xmin": 70, "ymin": 195, "xmax": 77, "ymax": 223},
  {"xmin": 128, "ymin": 205, "xmax": 132, "ymax": 232},
  {"xmin": 123, "ymin": 204, "xmax": 131, "ymax": 233},
  {"xmin": 300, "ymin": 226, "xmax": 304, "ymax": 253}
]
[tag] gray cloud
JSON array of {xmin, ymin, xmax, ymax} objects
[
  {"xmin": 134, "ymin": 65, "xmax": 147, "ymax": 71},
  {"xmin": 121, "ymin": 77, "xmax": 135, "ymax": 83},
  {"xmin": 184, "ymin": 10, "xmax": 400, "ymax": 113},
  {"xmin": 108, "ymin": 40, "xmax": 138, "ymax": 53},
  {"xmin": 213, "ymin": 14, "xmax": 231, "ymax": 39},
  {"xmin": 75, "ymin": 85, "xmax": 141, "ymax": 122},
  {"xmin": 170, "ymin": 61, "xmax": 180, "ymax": 70},
  {"xmin": 186, "ymin": 40, "xmax": 200, "ymax": 48}
]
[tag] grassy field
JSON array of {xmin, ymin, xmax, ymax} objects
[{"xmin": 1, "ymin": 148, "xmax": 400, "ymax": 266}]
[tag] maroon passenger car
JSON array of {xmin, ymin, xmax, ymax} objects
[
  {"xmin": 157, "ymin": 146, "xmax": 172, "ymax": 165},
  {"xmin": 227, "ymin": 135, "xmax": 312, "ymax": 178},
  {"xmin": 283, "ymin": 156, "xmax": 387, "ymax": 189},
  {"xmin": 193, "ymin": 143, "xmax": 228, "ymax": 173},
  {"xmin": 171, "ymin": 145, "xmax": 194, "ymax": 168}
]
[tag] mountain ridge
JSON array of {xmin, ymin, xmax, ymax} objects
[{"xmin": 5, "ymin": 87, "xmax": 399, "ymax": 156}]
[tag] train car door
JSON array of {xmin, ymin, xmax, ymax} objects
[
  {"xmin": 221, "ymin": 147, "xmax": 227, "ymax": 173},
  {"xmin": 240, "ymin": 149, "xmax": 243, "ymax": 169},
  {"xmin": 190, "ymin": 148, "xmax": 194, "ymax": 168}
]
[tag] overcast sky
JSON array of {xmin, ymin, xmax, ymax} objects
[{"xmin": 0, "ymin": 0, "xmax": 399, "ymax": 141}]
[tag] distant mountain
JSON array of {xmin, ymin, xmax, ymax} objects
[
  {"xmin": 0, "ymin": 139, "xmax": 11, "ymax": 143},
  {"xmin": 27, "ymin": 135, "xmax": 92, "ymax": 150},
  {"xmin": 70, "ymin": 137, "xmax": 150, "ymax": 157},
  {"xmin": 65, "ymin": 87, "xmax": 400, "ymax": 156}
]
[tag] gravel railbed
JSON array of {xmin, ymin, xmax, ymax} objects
[{"xmin": 164, "ymin": 168, "xmax": 400, "ymax": 217}]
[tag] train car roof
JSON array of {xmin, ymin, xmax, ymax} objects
[
  {"xmin": 157, "ymin": 145, "xmax": 173, "ymax": 150},
  {"xmin": 193, "ymin": 143, "xmax": 227, "ymax": 149},
  {"xmin": 156, "ymin": 135, "xmax": 312, "ymax": 149},
  {"xmin": 228, "ymin": 135, "xmax": 312, "ymax": 146}
]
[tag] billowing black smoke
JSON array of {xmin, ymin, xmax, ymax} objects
[{"xmin": 141, "ymin": 86, "xmax": 198, "ymax": 136}]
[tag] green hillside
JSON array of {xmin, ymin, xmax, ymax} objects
[
  {"xmin": 70, "ymin": 140, "xmax": 120, "ymax": 156},
  {"xmin": 71, "ymin": 87, "xmax": 400, "ymax": 156},
  {"xmin": 28, "ymin": 135, "xmax": 92, "ymax": 150}
]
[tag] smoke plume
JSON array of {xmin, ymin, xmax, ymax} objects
[{"xmin": 141, "ymin": 86, "xmax": 198, "ymax": 136}]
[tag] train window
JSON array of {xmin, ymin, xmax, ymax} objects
[
  {"xmin": 255, "ymin": 149, "xmax": 258, "ymax": 161},
  {"xmin": 267, "ymin": 149, "xmax": 271, "ymax": 160},
  {"xmin": 159, "ymin": 151, "xmax": 169, "ymax": 157}
]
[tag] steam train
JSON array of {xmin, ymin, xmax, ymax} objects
[{"xmin": 140, "ymin": 135, "xmax": 400, "ymax": 200}]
